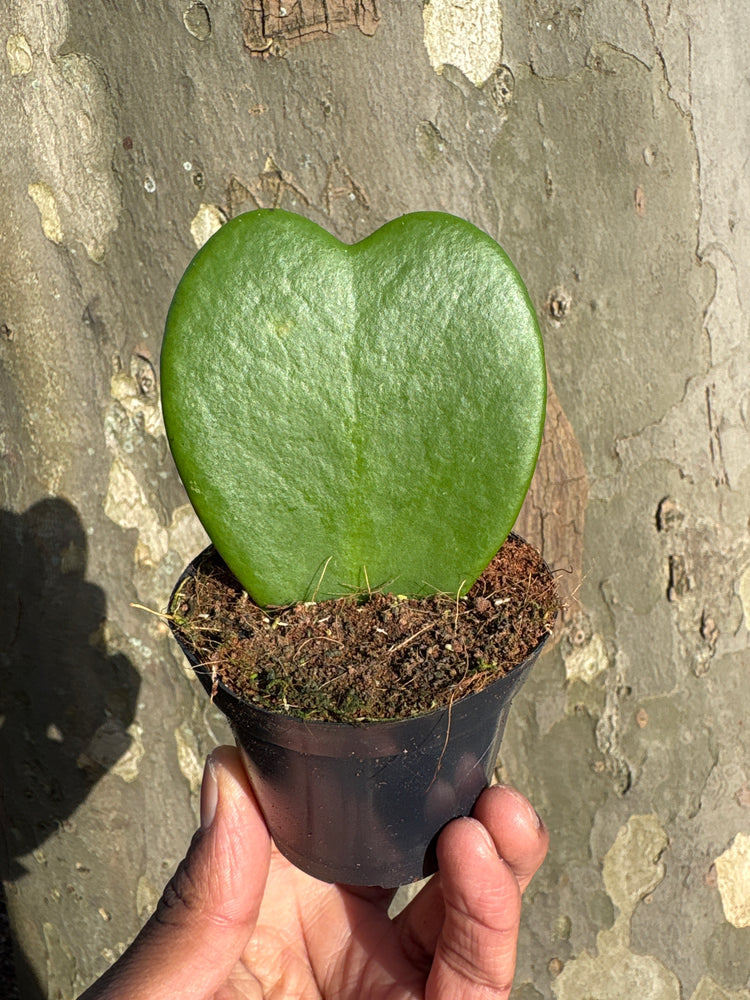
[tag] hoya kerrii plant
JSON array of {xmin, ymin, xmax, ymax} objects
[
  {"xmin": 160, "ymin": 209, "xmax": 558, "ymax": 884},
  {"xmin": 162, "ymin": 208, "xmax": 547, "ymax": 600}
]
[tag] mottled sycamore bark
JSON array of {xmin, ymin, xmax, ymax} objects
[{"xmin": 1, "ymin": 1, "xmax": 748, "ymax": 997}]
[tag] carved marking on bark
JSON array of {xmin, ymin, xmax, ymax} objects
[
  {"xmin": 227, "ymin": 175, "xmax": 261, "ymax": 217},
  {"xmin": 655, "ymin": 495, "xmax": 743, "ymax": 676},
  {"xmin": 515, "ymin": 379, "xmax": 589, "ymax": 632},
  {"xmin": 323, "ymin": 156, "xmax": 370, "ymax": 215},
  {"xmin": 225, "ymin": 158, "xmax": 310, "ymax": 214},
  {"xmin": 705, "ymin": 383, "xmax": 730, "ymax": 487},
  {"xmin": 241, "ymin": 0, "xmax": 381, "ymax": 56}
]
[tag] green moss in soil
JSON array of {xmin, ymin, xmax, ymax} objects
[{"xmin": 169, "ymin": 535, "xmax": 560, "ymax": 722}]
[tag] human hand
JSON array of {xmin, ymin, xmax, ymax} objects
[{"xmin": 80, "ymin": 745, "xmax": 548, "ymax": 999}]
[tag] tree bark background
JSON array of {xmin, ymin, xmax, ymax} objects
[{"xmin": 1, "ymin": 1, "xmax": 748, "ymax": 997}]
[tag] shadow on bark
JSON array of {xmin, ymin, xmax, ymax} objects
[{"xmin": 0, "ymin": 498, "xmax": 141, "ymax": 1000}]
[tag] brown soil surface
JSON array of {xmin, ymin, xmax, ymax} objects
[{"xmin": 169, "ymin": 535, "xmax": 560, "ymax": 722}]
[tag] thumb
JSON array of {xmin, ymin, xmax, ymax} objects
[
  {"xmin": 427, "ymin": 817, "xmax": 522, "ymax": 1000},
  {"xmin": 81, "ymin": 746, "xmax": 271, "ymax": 1000}
]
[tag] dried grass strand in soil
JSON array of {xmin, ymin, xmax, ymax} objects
[{"xmin": 170, "ymin": 535, "xmax": 560, "ymax": 722}]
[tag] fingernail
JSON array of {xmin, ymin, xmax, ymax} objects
[
  {"xmin": 200, "ymin": 755, "xmax": 219, "ymax": 830},
  {"xmin": 499, "ymin": 784, "xmax": 543, "ymax": 830}
]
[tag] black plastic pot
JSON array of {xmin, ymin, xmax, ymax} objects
[{"xmin": 169, "ymin": 547, "xmax": 551, "ymax": 887}]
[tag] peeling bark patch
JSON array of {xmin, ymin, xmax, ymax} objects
[
  {"xmin": 241, "ymin": 0, "xmax": 380, "ymax": 56},
  {"xmin": 416, "ymin": 120, "xmax": 448, "ymax": 164},
  {"xmin": 595, "ymin": 665, "xmax": 633, "ymax": 796},
  {"xmin": 183, "ymin": 2, "xmax": 212, "ymax": 39},
  {"xmin": 561, "ymin": 616, "xmax": 609, "ymax": 684},
  {"xmin": 6, "ymin": 33, "xmax": 32, "ymax": 75},
  {"xmin": 77, "ymin": 719, "xmax": 143, "ymax": 783},
  {"xmin": 714, "ymin": 833, "xmax": 750, "ymax": 928},
  {"xmin": 667, "ymin": 553, "xmax": 690, "ymax": 601},
  {"xmin": 137, "ymin": 877, "xmax": 160, "ymax": 921},
  {"xmin": 227, "ymin": 175, "xmax": 260, "ymax": 216},
  {"xmin": 423, "ymin": 0, "xmax": 503, "ymax": 87},
  {"xmin": 656, "ymin": 496, "xmax": 684, "ymax": 532},
  {"xmin": 174, "ymin": 723, "xmax": 203, "ymax": 794},
  {"xmin": 190, "ymin": 203, "xmax": 227, "ymax": 248},
  {"xmin": 690, "ymin": 976, "xmax": 750, "ymax": 1000},
  {"xmin": 552, "ymin": 931, "xmax": 681, "ymax": 999},
  {"xmin": 486, "ymin": 64, "xmax": 514, "ymax": 110},
  {"xmin": 553, "ymin": 815, "xmax": 679, "ymax": 1000},
  {"xmin": 739, "ymin": 566, "xmax": 750, "ymax": 628},
  {"xmin": 111, "ymin": 724, "xmax": 145, "ymax": 783},
  {"xmin": 104, "ymin": 457, "xmax": 169, "ymax": 566},
  {"xmin": 16, "ymin": 5, "xmax": 122, "ymax": 263},
  {"xmin": 108, "ymin": 360, "xmax": 163, "ymax": 440},
  {"xmin": 103, "ymin": 354, "xmax": 209, "ymax": 603},
  {"xmin": 601, "ymin": 814, "xmax": 667, "ymax": 915},
  {"xmin": 28, "ymin": 181, "xmax": 64, "ymax": 244},
  {"xmin": 546, "ymin": 286, "xmax": 572, "ymax": 323}
]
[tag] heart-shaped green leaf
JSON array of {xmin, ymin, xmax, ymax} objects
[{"xmin": 162, "ymin": 210, "xmax": 545, "ymax": 606}]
